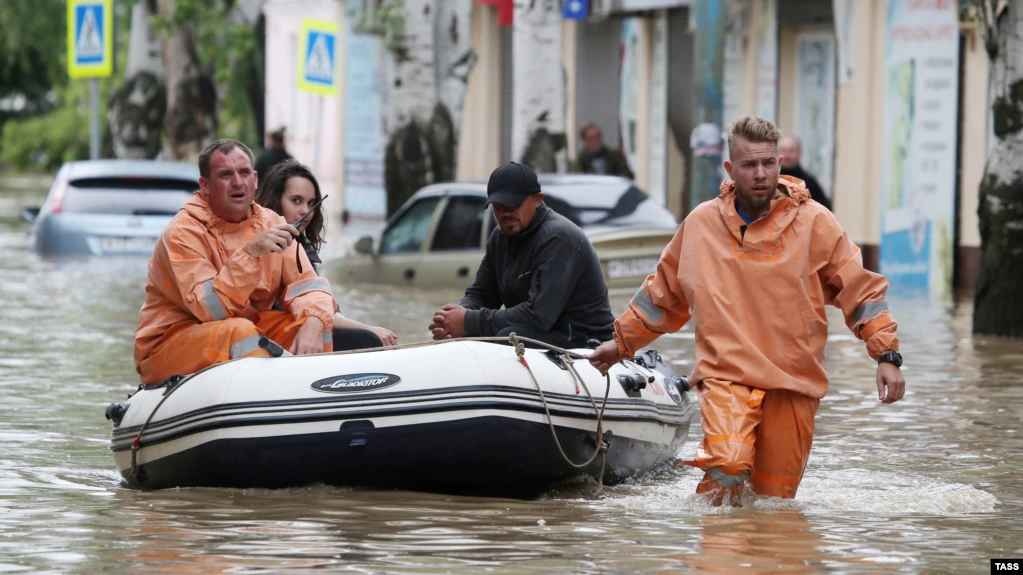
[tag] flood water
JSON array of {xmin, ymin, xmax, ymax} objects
[{"xmin": 1, "ymin": 177, "xmax": 1020, "ymax": 573}]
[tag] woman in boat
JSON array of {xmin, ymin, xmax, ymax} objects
[{"xmin": 257, "ymin": 159, "xmax": 398, "ymax": 348}]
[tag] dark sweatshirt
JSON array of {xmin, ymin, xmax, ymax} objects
[
  {"xmin": 461, "ymin": 203, "xmax": 614, "ymax": 346},
  {"xmin": 781, "ymin": 164, "xmax": 831, "ymax": 211}
]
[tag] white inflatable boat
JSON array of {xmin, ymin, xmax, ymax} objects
[{"xmin": 106, "ymin": 338, "xmax": 694, "ymax": 495}]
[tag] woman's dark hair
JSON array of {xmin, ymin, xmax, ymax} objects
[{"xmin": 256, "ymin": 159, "xmax": 324, "ymax": 252}]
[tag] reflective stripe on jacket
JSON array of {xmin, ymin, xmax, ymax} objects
[
  {"xmin": 134, "ymin": 194, "xmax": 335, "ymax": 368},
  {"xmin": 614, "ymin": 175, "xmax": 898, "ymax": 398}
]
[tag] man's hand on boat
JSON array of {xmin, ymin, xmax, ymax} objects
[
  {"xmin": 589, "ymin": 340, "xmax": 623, "ymax": 374},
  {"xmin": 290, "ymin": 316, "xmax": 326, "ymax": 355},
  {"xmin": 243, "ymin": 224, "xmax": 299, "ymax": 257},
  {"xmin": 429, "ymin": 304, "xmax": 466, "ymax": 340}
]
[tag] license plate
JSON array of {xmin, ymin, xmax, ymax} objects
[
  {"xmin": 606, "ymin": 256, "xmax": 659, "ymax": 279},
  {"xmin": 91, "ymin": 236, "xmax": 157, "ymax": 254}
]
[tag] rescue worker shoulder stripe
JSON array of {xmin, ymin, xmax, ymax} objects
[
  {"xmin": 630, "ymin": 286, "xmax": 665, "ymax": 325},
  {"xmin": 229, "ymin": 334, "xmax": 263, "ymax": 359},
  {"xmin": 285, "ymin": 277, "xmax": 332, "ymax": 301},
  {"xmin": 199, "ymin": 279, "xmax": 228, "ymax": 321},
  {"xmin": 853, "ymin": 299, "xmax": 889, "ymax": 325}
]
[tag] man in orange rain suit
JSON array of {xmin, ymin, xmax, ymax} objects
[
  {"xmin": 590, "ymin": 116, "xmax": 906, "ymax": 502},
  {"xmin": 134, "ymin": 139, "xmax": 335, "ymax": 386}
]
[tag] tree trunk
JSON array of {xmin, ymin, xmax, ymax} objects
[
  {"xmin": 379, "ymin": 0, "xmax": 470, "ymax": 215},
  {"xmin": 156, "ymin": 0, "xmax": 217, "ymax": 161},
  {"xmin": 974, "ymin": 0, "xmax": 1023, "ymax": 336},
  {"xmin": 512, "ymin": 0, "xmax": 566, "ymax": 172}
]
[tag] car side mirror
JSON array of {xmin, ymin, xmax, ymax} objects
[
  {"xmin": 353, "ymin": 235, "xmax": 374, "ymax": 255},
  {"xmin": 21, "ymin": 206, "xmax": 40, "ymax": 223}
]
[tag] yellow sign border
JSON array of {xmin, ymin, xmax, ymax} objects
[
  {"xmin": 67, "ymin": 0, "xmax": 114, "ymax": 79},
  {"xmin": 297, "ymin": 19, "xmax": 339, "ymax": 95}
]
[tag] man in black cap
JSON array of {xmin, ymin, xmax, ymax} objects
[{"xmin": 429, "ymin": 162, "xmax": 614, "ymax": 348}]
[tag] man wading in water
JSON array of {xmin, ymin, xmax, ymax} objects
[{"xmin": 590, "ymin": 116, "xmax": 906, "ymax": 505}]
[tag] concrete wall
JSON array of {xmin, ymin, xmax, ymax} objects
[
  {"xmin": 456, "ymin": 4, "xmax": 504, "ymax": 181},
  {"xmin": 574, "ymin": 19, "xmax": 623, "ymax": 153},
  {"xmin": 956, "ymin": 23, "xmax": 989, "ymax": 290},
  {"xmin": 831, "ymin": 0, "xmax": 884, "ymax": 268}
]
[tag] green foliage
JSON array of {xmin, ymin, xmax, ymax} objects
[
  {"xmin": 0, "ymin": 81, "xmax": 110, "ymax": 171},
  {"xmin": 1, "ymin": 0, "xmax": 261, "ymax": 168},
  {"xmin": 154, "ymin": 0, "xmax": 261, "ymax": 145},
  {"xmin": 0, "ymin": 0, "xmax": 68, "ymax": 113},
  {"xmin": 0, "ymin": 0, "xmax": 130, "ymax": 169}
]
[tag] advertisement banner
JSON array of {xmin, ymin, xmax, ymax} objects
[
  {"xmin": 342, "ymin": 32, "xmax": 386, "ymax": 218},
  {"xmin": 879, "ymin": 0, "xmax": 959, "ymax": 299}
]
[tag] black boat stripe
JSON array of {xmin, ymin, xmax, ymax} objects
[
  {"xmin": 111, "ymin": 392, "xmax": 685, "ymax": 439},
  {"xmin": 115, "ymin": 383, "xmax": 679, "ymax": 429},
  {"xmin": 111, "ymin": 400, "xmax": 693, "ymax": 452},
  {"xmin": 111, "ymin": 401, "xmax": 690, "ymax": 448},
  {"xmin": 112, "ymin": 385, "xmax": 687, "ymax": 437}
]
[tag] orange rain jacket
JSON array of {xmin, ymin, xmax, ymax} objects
[
  {"xmin": 614, "ymin": 176, "xmax": 899, "ymax": 399},
  {"xmin": 134, "ymin": 194, "xmax": 336, "ymax": 378}
]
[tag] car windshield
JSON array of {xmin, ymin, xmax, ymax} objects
[
  {"xmin": 543, "ymin": 183, "xmax": 676, "ymax": 229},
  {"xmin": 62, "ymin": 177, "xmax": 198, "ymax": 216}
]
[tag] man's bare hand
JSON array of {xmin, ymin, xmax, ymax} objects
[
  {"xmin": 244, "ymin": 224, "xmax": 299, "ymax": 257},
  {"xmin": 371, "ymin": 325, "xmax": 399, "ymax": 346},
  {"xmin": 290, "ymin": 316, "xmax": 325, "ymax": 355},
  {"xmin": 876, "ymin": 363, "xmax": 905, "ymax": 404},
  {"xmin": 429, "ymin": 304, "xmax": 467, "ymax": 340},
  {"xmin": 589, "ymin": 340, "xmax": 623, "ymax": 374}
]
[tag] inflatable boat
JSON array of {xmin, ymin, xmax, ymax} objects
[{"xmin": 106, "ymin": 337, "xmax": 694, "ymax": 496}]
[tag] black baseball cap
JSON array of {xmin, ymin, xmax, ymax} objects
[{"xmin": 486, "ymin": 162, "xmax": 541, "ymax": 208}]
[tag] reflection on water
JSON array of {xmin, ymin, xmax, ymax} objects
[{"xmin": 0, "ymin": 180, "xmax": 1021, "ymax": 573}]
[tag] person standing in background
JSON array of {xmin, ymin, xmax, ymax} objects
[
  {"xmin": 779, "ymin": 135, "xmax": 831, "ymax": 211},
  {"xmin": 575, "ymin": 123, "xmax": 634, "ymax": 179},
  {"xmin": 255, "ymin": 126, "xmax": 292, "ymax": 183}
]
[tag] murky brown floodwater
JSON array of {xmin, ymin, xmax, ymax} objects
[{"xmin": 1, "ymin": 176, "xmax": 1020, "ymax": 573}]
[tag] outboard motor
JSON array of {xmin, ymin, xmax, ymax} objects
[{"xmin": 633, "ymin": 349, "xmax": 689, "ymax": 400}]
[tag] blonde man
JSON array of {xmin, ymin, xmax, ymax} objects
[{"xmin": 590, "ymin": 117, "xmax": 905, "ymax": 503}]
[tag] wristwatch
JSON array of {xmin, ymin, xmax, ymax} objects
[{"xmin": 878, "ymin": 350, "xmax": 903, "ymax": 368}]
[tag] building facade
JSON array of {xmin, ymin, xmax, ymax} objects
[{"xmin": 263, "ymin": 0, "xmax": 987, "ymax": 297}]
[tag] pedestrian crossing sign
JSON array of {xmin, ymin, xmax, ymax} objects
[
  {"xmin": 298, "ymin": 20, "xmax": 339, "ymax": 95},
  {"xmin": 67, "ymin": 0, "xmax": 113, "ymax": 79}
]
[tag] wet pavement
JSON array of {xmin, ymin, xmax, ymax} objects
[{"xmin": 0, "ymin": 177, "xmax": 1020, "ymax": 573}]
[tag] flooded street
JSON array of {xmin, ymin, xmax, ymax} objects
[{"xmin": 0, "ymin": 179, "xmax": 1020, "ymax": 573}]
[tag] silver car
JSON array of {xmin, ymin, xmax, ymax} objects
[
  {"xmin": 338, "ymin": 174, "xmax": 678, "ymax": 292},
  {"xmin": 28, "ymin": 160, "xmax": 199, "ymax": 257}
]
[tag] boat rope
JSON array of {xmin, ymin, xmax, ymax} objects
[
  {"xmin": 127, "ymin": 372, "xmax": 202, "ymax": 485},
  {"xmin": 508, "ymin": 333, "xmax": 611, "ymax": 488}
]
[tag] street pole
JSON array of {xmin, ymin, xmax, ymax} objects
[
  {"xmin": 689, "ymin": 0, "xmax": 725, "ymax": 209},
  {"xmin": 89, "ymin": 79, "xmax": 100, "ymax": 159}
]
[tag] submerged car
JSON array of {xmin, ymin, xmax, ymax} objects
[
  {"xmin": 338, "ymin": 174, "xmax": 678, "ymax": 291},
  {"xmin": 28, "ymin": 160, "xmax": 199, "ymax": 257}
]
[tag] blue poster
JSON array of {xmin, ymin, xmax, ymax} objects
[{"xmin": 880, "ymin": 223, "xmax": 931, "ymax": 295}]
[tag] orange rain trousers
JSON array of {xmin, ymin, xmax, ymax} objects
[
  {"xmin": 137, "ymin": 311, "xmax": 328, "ymax": 386},
  {"xmin": 686, "ymin": 378, "xmax": 819, "ymax": 499}
]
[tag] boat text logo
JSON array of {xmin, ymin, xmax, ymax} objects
[{"xmin": 311, "ymin": 373, "xmax": 401, "ymax": 393}]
